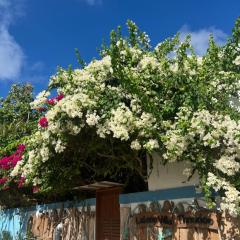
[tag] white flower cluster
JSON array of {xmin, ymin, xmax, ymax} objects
[
  {"xmin": 85, "ymin": 55, "xmax": 113, "ymax": 80},
  {"xmin": 163, "ymin": 108, "xmax": 191, "ymax": 161},
  {"xmin": 119, "ymin": 47, "xmax": 143, "ymax": 63},
  {"xmin": 213, "ymin": 154, "xmax": 240, "ymax": 176},
  {"xmin": 233, "ymin": 55, "xmax": 240, "ymax": 66},
  {"xmin": 55, "ymin": 139, "xmax": 66, "ymax": 153},
  {"xmin": 31, "ymin": 90, "xmax": 50, "ymax": 109},
  {"xmin": 163, "ymin": 107, "xmax": 240, "ymax": 215},
  {"xmin": 163, "ymin": 129, "xmax": 188, "ymax": 162},
  {"xmin": 138, "ymin": 55, "xmax": 159, "ymax": 71},
  {"xmin": 207, "ymin": 173, "xmax": 240, "ymax": 216},
  {"xmin": 143, "ymin": 139, "xmax": 159, "ymax": 151},
  {"xmin": 86, "ymin": 111, "xmax": 100, "ymax": 126},
  {"xmin": 107, "ymin": 105, "xmax": 135, "ymax": 141},
  {"xmin": 130, "ymin": 140, "xmax": 141, "ymax": 150},
  {"xmin": 10, "ymin": 159, "xmax": 24, "ymax": 177},
  {"xmin": 182, "ymin": 167, "xmax": 192, "ymax": 178},
  {"xmin": 14, "ymin": 53, "xmax": 162, "ymax": 187}
]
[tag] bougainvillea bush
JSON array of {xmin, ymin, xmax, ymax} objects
[
  {"xmin": 9, "ymin": 18, "xmax": 240, "ymax": 215},
  {"xmin": 0, "ymin": 84, "xmax": 39, "ymax": 197},
  {"xmin": 0, "ymin": 145, "xmax": 25, "ymax": 189}
]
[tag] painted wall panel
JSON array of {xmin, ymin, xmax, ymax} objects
[{"xmin": 148, "ymin": 152, "xmax": 199, "ymax": 191}]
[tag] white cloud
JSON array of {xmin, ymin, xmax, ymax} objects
[
  {"xmin": 179, "ymin": 25, "xmax": 228, "ymax": 56},
  {"xmin": 0, "ymin": 26, "xmax": 24, "ymax": 80},
  {"xmin": 0, "ymin": 0, "xmax": 25, "ymax": 81}
]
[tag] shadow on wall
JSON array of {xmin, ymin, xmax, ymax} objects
[
  {"xmin": 220, "ymin": 212, "xmax": 240, "ymax": 240},
  {"xmin": 27, "ymin": 206, "xmax": 95, "ymax": 240},
  {"xmin": 0, "ymin": 208, "xmax": 31, "ymax": 240}
]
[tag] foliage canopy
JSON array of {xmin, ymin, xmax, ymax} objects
[{"xmin": 1, "ymin": 18, "xmax": 240, "ymax": 214}]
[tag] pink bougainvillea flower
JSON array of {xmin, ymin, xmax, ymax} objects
[
  {"xmin": 33, "ymin": 186, "xmax": 40, "ymax": 193},
  {"xmin": 0, "ymin": 177, "xmax": 8, "ymax": 185},
  {"xmin": 17, "ymin": 144, "xmax": 26, "ymax": 152},
  {"xmin": 18, "ymin": 176, "xmax": 25, "ymax": 188},
  {"xmin": 46, "ymin": 93, "xmax": 64, "ymax": 106},
  {"xmin": 38, "ymin": 116, "xmax": 48, "ymax": 128},
  {"xmin": 0, "ymin": 144, "xmax": 25, "ymax": 170},
  {"xmin": 56, "ymin": 93, "xmax": 64, "ymax": 101},
  {"xmin": 47, "ymin": 98, "xmax": 56, "ymax": 105},
  {"xmin": 0, "ymin": 144, "xmax": 26, "ymax": 190}
]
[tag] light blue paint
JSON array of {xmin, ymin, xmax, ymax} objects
[
  {"xmin": 119, "ymin": 185, "xmax": 202, "ymax": 204},
  {"xmin": 0, "ymin": 186, "xmax": 199, "ymax": 237},
  {"xmin": 0, "ymin": 208, "xmax": 28, "ymax": 239}
]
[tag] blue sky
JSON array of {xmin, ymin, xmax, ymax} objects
[{"xmin": 0, "ymin": 0, "xmax": 239, "ymax": 97}]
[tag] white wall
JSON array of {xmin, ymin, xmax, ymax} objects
[{"xmin": 147, "ymin": 152, "xmax": 199, "ymax": 191}]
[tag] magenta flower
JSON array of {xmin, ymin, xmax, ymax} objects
[
  {"xmin": 0, "ymin": 144, "xmax": 24, "ymax": 169},
  {"xmin": 18, "ymin": 177, "xmax": 25, "ymax": 188},
  {"xmin": 47, "ymin": 98, "xmax": 56, "ymax": 105},
  {"xmin": 46, "ymin": 93, "xmax": 64, "ymax": 106},
  {"xmin": 0, "ymin": 177, "xmax": 7, "ymax": 185},
  {"xmin": 33, "ymin": 186, "xmax": 40, "ymax": 193},
  {"xmin": 0, "ymin": 144, "xmax": 26, "ymax": 190},
  {"xmin": 56, "ymin": 93, "xmax": 64, "ymax": 101},
  {"xmin": 38, "ymin": 116, "xmax": 48, "ymax": 128},
  {"xmin": 17, "ymin": 144, "xmax": 26, "ymax": 152}
]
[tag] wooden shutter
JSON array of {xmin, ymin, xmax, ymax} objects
[
  {"xmin": 96, "ymin": 188, "xmax": 120, "ymax": 240},
  {"xmin": 96, "ymin": 188, "xmax": 121, "ymax": 240}
]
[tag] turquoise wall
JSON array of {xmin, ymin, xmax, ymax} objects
[{"xmin": 0, "ymin": 186, "xmax": 201, "ymax": 239}]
